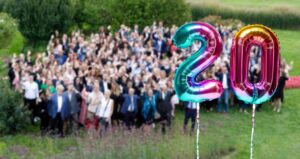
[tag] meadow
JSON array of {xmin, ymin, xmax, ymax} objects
[{"xmin": 186, "ymin": 0, "xmax": 300, "ymax": 11}]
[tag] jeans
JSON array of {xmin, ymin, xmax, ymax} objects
[{"xmin": 217, "ymin": 89, "xmax": 229, "ymax": 112}]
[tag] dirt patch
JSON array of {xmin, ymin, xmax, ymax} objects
[{"xmin": 9, "ymin": 145, "xmax": 29, "ymax": 157}]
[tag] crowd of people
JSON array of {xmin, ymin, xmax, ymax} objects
[{"xmin": 6, "ymin": 21, "xmax": 292, "ymax": 137}]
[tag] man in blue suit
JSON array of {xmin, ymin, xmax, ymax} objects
[
  {"xmin": 121, "ymin": 88, "xmax": 139, "ymax": 130},
  {"xmin": 48, "ymin": 84, "xmax": 70, "ymax": 137}
]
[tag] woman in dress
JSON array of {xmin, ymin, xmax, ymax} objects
[
  {"xmin": 97, "ymin": 90, "xmax": 114, "ymax": 136},
  {"xmin": 273, "ymin": 70, "xmax": 289, "ymax": 113},
  {"xmin": 87, "ymin": 83, "xmax": 103, "ymax": 130}
]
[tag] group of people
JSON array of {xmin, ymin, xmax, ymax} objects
[{"xmin": 6, "ymin": 21, "xmax": 291, "ymax": 137}]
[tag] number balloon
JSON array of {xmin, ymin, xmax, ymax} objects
[
  {"xmin": 172, "ymin": 22, "xmax": 224, "ymax": 103},
  {"xmin": 230, "ymin": 24, "xmax": 280, "ymax": 104}
]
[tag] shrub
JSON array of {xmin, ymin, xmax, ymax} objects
[
  {"xmin": 0, "ymin": 80, "xmax": 31, "ymax": 135},
  {"xmin": 0, "ymin": 12, "xmax": 18, "ymax": 49}
]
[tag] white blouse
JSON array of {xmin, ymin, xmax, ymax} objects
[
  {"xmin": 87, "ymin": 91, "xmax": 103, "ymax": 113},
  {"xmin": 96, "ymin": 97, "xmax": 113, "ymax": 119}
]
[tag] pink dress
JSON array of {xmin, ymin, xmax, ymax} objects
[{"xmin": 79, "ymin": 88, "xmax": 88, "ymax": 125}]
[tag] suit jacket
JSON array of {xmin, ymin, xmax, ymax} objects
[
  {"xmin": 48, "ymin": 93, "xmax": 70, "ymax": 120},
  {"xmin": 216, "ymin": 72, "xmax": 231, "ymax": 89},
  {"xmin": 121, "ymin": 94, "xmax": 139, "ymax": 114},
  {"xmin": 65, "ymin": 91, "xmax": 81, "ymax": 114},
  {"xmin": 99, "ymin": 80, "xmax": 112, "ymax": 93},
  {"xmin": 141, "ymin": 94, "xmax": 157, "ymax": 119},
  {"xmin": 157, "ymin": 91, "xmax": 173, "ymax": 116}
]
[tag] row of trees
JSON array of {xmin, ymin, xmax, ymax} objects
[{"xmin": 0, "ymin": 0, "xmax": 191, "ymax": 42}]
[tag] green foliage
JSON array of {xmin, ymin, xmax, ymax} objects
[
  {"xmin": 71, "ymin": 0, "xmax": 113, "ymax": 33},
  {"xmin": 3, "ymin": 0, "xmax": 76, "ymax": 42},
  {"xmin": 0, "ymin": 12, "xmax": 18, "ymax": 49},
  {"xmin": 191, "ymin": 4, "xmax": 300, "ymax": 29},
  {"xmin": 109, "ymin": 0, "xmax": 191, "ymax": 30},
  {"xmin": 0, "ymin": 80, "xmax": 31, "ymax": 135}
]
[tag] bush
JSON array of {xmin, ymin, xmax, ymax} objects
[
  {"xmin": 0, "ymin": 80, "xmax": 31, "ymax": 135},
  {"xmin": 3, "ymin": 0, "xmax": 76, "ymax": 42},
  {"xmin": 109, "ymin": 0, "xmax": 191, "ymax": 30},
  {"xmin": 71, "ymin": 0, "xmax": 114, "ymax": 33},
  {"xmin": 191, "ymin": 4, "xmax": 300, "ymax": 29},
  {"xmin": 0, "ymin": 12, "xmax": 18, "ymax": 49}
]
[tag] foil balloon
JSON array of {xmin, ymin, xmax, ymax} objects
[
  {"xmin": 230, "ymin": 24, "xmax": 280, "ymax": 104},
  {"xmin": 172, "ymin": 22, "xmax": 223, "ymax": 103}
]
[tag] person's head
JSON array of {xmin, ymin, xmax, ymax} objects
[
  {"xmin": 67, "ymin": 84, "xmax": 74, "ymax": 92},
  {"xmin": 56, "ymin": 84, "xmax": 64, "ymax": 95},
  {"xmin": 161, "ymin": 84, "xmax": 167, "ymax": 92},
  {"xmin": 221, "ymin": 66, "xmax": 228, "ymax": 73},
  {"xmin": 129, "ymin": 88, "xmax": 134, "ymax": 96},
  {"xmin": 93, "ymin": 83, "xmax": 100, "ymax": 92},
  {"xmin": 29, "ymin": 75, "xmax": 34, "ymax": 82},
  {"xmin": 104, "ymin": 90, "xmax": 111, "ymax": 98}
]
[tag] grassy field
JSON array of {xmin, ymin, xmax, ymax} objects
[
  {"xmin": 0, "ymin": 88, "xmax": 299, "ymax": 159},
  {"xmin": 186, "ymin": 0, "xmax": 300, "ymax": 11},
  {"xmin": 275, "ymin": 29, "xmax": 300, "ymax": 75}
]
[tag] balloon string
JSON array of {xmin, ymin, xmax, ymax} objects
[
  {"xmin": 196, "ymin": 104, "xmax": 200, "ymax": 159},
  {"xmin": 250, "ymin": 104, "xmax": 256, "ymax": 159}
]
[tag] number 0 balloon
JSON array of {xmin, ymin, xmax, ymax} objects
[
  {"xmin": 230, "ymin": 24, "xmax": 280, "ymax": 104},
  {"xmin": 172, "ymin": 22, "xmax": 224, "ymax": 103}
]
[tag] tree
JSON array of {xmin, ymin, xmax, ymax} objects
[
  {"xmin": 110, "ymin": 0, "xmax": 191, "ymax": 30},
  {"xmin": 0, "ymin": 12, "xmax": 18, "ymax": 49},
  {"xmin": 3, "ymin": 0, "xmax": 76, "ymax": 42}
]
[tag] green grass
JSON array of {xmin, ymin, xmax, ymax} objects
[
  {"xmin": 275, "ymin": 29, "xmax": 300, "ymax": 76},
  {"xmin": 0, "ymin": 89, "xmax": 299, "ymax": 159}
]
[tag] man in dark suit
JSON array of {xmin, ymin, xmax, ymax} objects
[
  {"xmin": 100, "ymin": 74, "xmax": 112, "ymax": 93},
  {"xmin": 48, "ymin": 85, "xmax": 70, "ymax": 137},
  {"xmin": 65, "ymin": 84, "xmax": 81, "ymax": 134},
  {"xmin": 157, "ymin": 85, "xmax": 174, "ymax": 133},
  {"xmin": 121, "ymin": 88, "xmax": 139, "ymax": 130},
  {"xmin": 216, "ymin": 66, "xmax": 230, "ymax": 113}
]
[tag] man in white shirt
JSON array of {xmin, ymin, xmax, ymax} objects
[{"xmin": 22, "ymin": 75, "xmax": 39, "ymax": 124}]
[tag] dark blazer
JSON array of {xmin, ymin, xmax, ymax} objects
[
  {"xmin": 216, "ymin": 72, "xmax": 231, "ymax": 89},
  {"xmin": 157, "ymin": 91, "xmax": 174, "ymax": 116},
  {"xmin": 121, "ymin": 94, "xmax": 139, "ymax": 114},
  {"xmin": 65, "ymin": 91, "xmax": 81, "ymax": 114},
  {"xmin": 99, "ymin": 80, "xmax": 112, "ymax": 93},
  {"xmin": 48, "ymin": 93, "xmax": 70, "ymax": 120}
]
